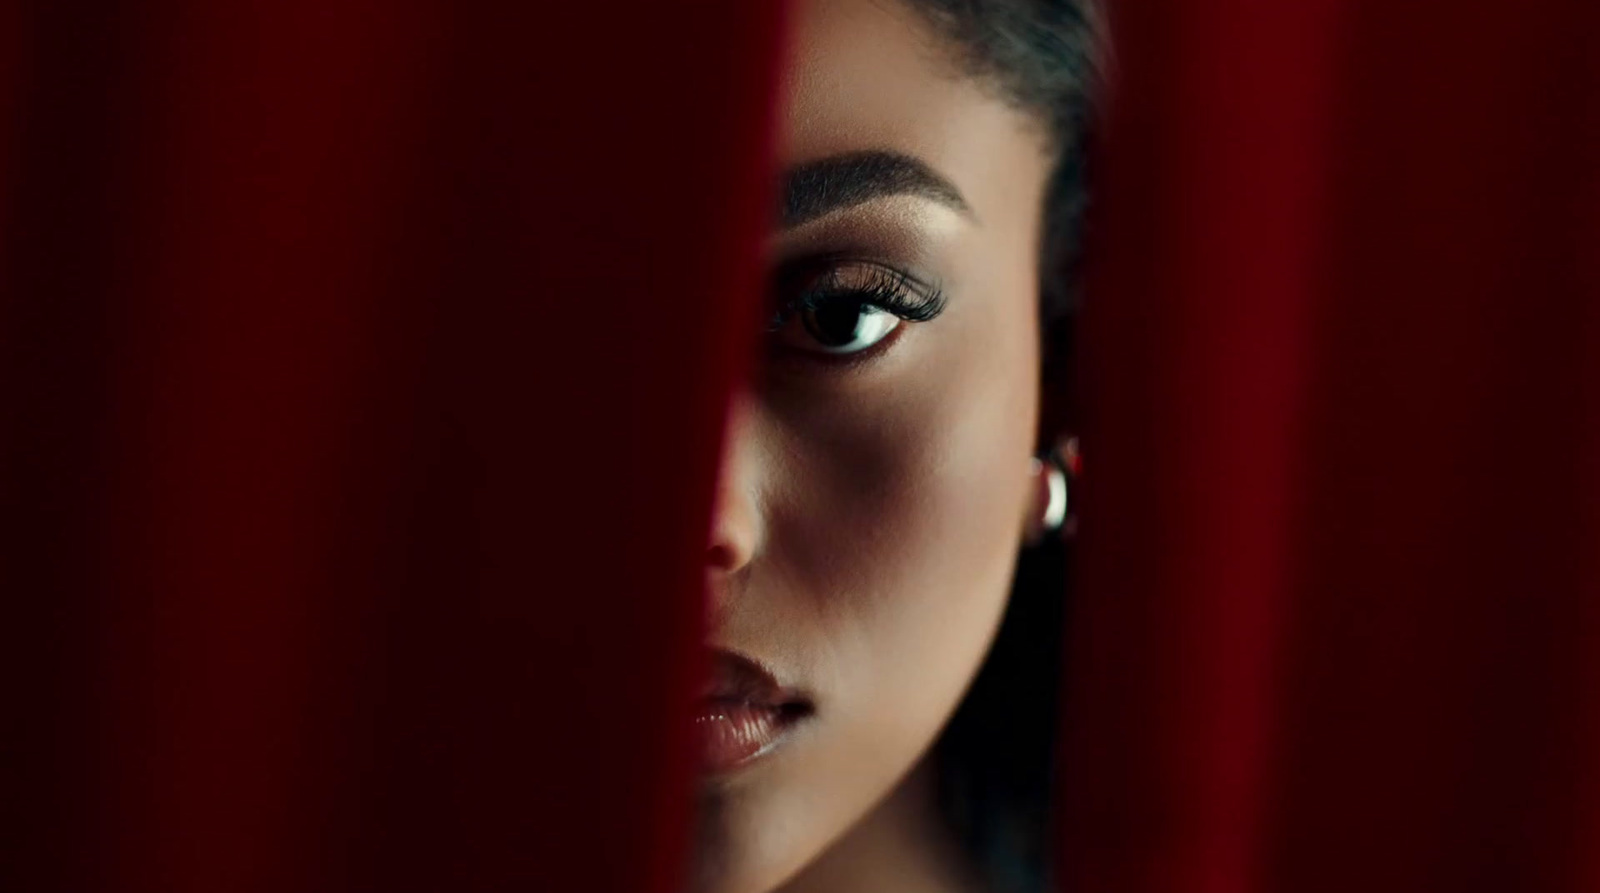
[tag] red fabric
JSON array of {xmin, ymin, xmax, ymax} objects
[
  {"xmin": 5, "ymin": 1, "xmax": 1597, "ymax": 892},
  {"xmin": 2, "ymin": 2, "xmax": 782, "ymax": 891},
  {"xmin": 1064, "ymin": 2, "xmax": 1600, "ymax": 893}
]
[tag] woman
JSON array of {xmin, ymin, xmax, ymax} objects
[{"xmin": 692, "ymin": 1, "xmax": 1101, "ymax": 891}]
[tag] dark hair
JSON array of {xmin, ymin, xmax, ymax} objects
[
  {"xmin": 903, "ymin": 2, "xmax": 1103, "ymax": 891},
  {"xmin": 909, "ymin": 0, "xmax": 1102, "ymax": 324}
]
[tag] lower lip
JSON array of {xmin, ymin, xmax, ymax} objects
[{"xmin": 694, "ymin": 699, "xmax": 802, "ymax": 772}]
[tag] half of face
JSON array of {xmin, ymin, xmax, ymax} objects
[{"xmin": 690, "ymin": 1, "xmax": 1060, "ymax": 892}]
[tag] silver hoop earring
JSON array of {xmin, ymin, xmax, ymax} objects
[
  {"xmin": 1029, "ymin": 456, "xmax": 1070, "ymax": 534},
  {"xmin": 1041, "ymin": 460, "xmax": 1069, "ymax": 532},
  {"xmin": 1027, "ymin": 436, "xmax": 1079, "ymax": 543}
]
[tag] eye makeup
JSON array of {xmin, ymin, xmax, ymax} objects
[
  {"xmin": 767, "ymin": 256, "xmax": 946, "ymax": 333},
  {"xmin": 761, "ymin": 191, "xmax": 965, "ymax": 367},
  {"xmin": 762, "ymin": 255, "xmax": 948, "ymax": 363}
]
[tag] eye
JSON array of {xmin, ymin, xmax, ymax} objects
[
  {"xmin": 782, "ymin": 300, "xmax": 903, "ymax": 355},
  {"xmin": 767, "ymin": 258, "xmax": 946, "ymax": 359}
]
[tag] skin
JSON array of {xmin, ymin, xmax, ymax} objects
[{"xmin": 696, "ymin": 1, "xmax": 1060, "ymax": 891}]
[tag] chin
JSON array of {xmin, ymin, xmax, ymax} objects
[{"xmin": 687, "ymin": 777, "xmax": 830, "ymax": 893}]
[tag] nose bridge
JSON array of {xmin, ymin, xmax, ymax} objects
[{"xmin": 707, "ymin": 392, "xmax": 764, "ymax": 578}]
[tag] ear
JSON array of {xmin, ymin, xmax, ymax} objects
[
  {"xmin": 1035, "ymin": 298, "xmax": 1081, "ymax": 542},
  {"xmin": 1036, "ymin": 301, "xmax": 1078, "ymax": 458},
  {"xmin": 1019, "ymin": 302, "xmax": 1080, "ymax": 546}
]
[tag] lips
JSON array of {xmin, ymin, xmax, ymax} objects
[{"xmin": 695, "ymin": 650, "xmax": 811, "ymax": 773}]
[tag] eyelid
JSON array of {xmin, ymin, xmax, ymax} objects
[{"xmin": 768, "ymin": 256, "xmax": 946, "ymax": 329}]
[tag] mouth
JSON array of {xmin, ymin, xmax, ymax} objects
[{"xmin": 695, "ymin": 649, "xmax": 813, "ymax": 774}]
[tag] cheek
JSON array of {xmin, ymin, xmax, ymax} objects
[
  {"xmin": 778, "ymin": 300, "xmax": 1039, "ymax": 723},
  {"xmin": 765, "ymin": 254, "xmax": 1042, "ymax": 663},
  {"xmin": 820, "ymin": 383, "xmax": 1030, "ymax": 749},
  {"xmin": 744, "ymin": 273, "xmax": 1041, "ymax": 866},
  {"xmin": 776, "ymin": 342, "xmax": 1036, "ymax": 602}
]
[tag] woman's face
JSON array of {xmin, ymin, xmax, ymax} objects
[{"xmin": 695, "ymin": 1, "xmax": 1057, "ymax": 890}]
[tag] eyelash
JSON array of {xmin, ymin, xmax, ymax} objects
[{"xmin": 766, "ymin": 258, "xmax": 947, "ymax": 333}]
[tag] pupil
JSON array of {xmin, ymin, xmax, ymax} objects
[{"xmin": 808, "ymin": 301, "xmax": 864, "ymax": 347}]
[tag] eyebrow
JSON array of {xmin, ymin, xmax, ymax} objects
[{"xmin": 780, "ymin": 151, "xmax": 974, "ymax": 228}]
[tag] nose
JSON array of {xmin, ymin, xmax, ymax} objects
[{"xmin": 706, "ymin": 394, "xmax": 763, "ymax": 580}]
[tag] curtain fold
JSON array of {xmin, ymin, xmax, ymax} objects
[
  {"xmin": 1063, "ymin": 2, "xmax": 1599, "ymax": 892},
  {"xmin": 1, "ymin": 3, "xmax": 783, "ymax": 891}
]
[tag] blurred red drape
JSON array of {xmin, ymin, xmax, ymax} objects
[
  {"xmin": 1, "ymin": 2, "xmax": 782, "ymax": 891},
  {"xmin": 3, "ymin": 1, "xmax": 1597, "ymax": 893},
  {"xmin": 1063, "ymin": 2, "xmax": 1599, "ymax": 893}
]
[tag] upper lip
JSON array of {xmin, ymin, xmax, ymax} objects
[{"xmin": 700, "ymin": 648, "xmax": 810, "ymax": 710}]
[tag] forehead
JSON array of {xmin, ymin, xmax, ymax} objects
[{"xmin": 778, "ymin": 0, "xmax": 1053, "ymax": 223}]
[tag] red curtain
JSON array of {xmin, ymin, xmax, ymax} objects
[
  {"xmin": 2, "ymin": 2, "xmax": 1595, "ymax": 893},
  {"xmin": 2, "ymin": 2, "xmax": 782, "ymax": 891},
  {"xmin": 1063, "ymin": 2, "xmax": 1599, "ymax": 893}
]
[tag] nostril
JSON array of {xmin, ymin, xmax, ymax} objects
[{"xmin": 706, "ymin": 542, "xmax": 739, "ymax": 571}]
